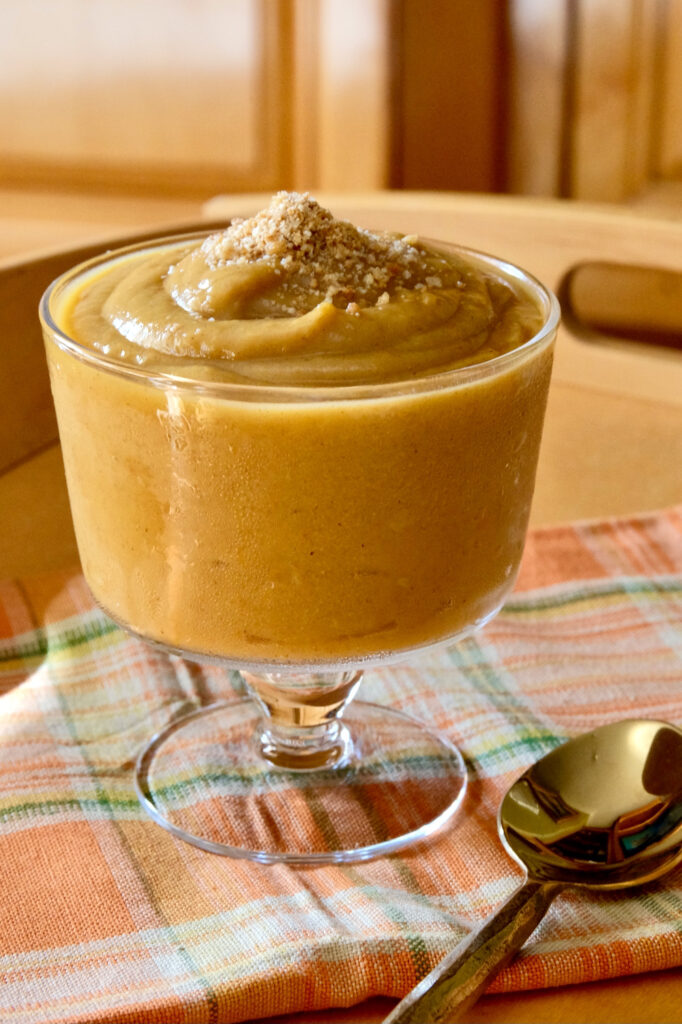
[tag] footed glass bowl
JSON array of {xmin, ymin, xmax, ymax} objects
[{"xmin": 40, "ymin": 234, "xmax": 559, "ymax": 864}]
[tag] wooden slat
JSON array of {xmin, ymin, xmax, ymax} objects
[
  {"xmin": 507, "ymin": 0, "xmax": 569, "ymax": 196},
  {"xmin": 292, "ymin": 0, "xmax": 392, "ymax": 190},
  {"xmin": 394, "ymin": 0, "xmax": 506, "ymax": 192},
  {"xmin": 291, "ymin": 0, "xmax": 321, "ymax": 188},
  {"xmin": 569, "ymin": 0, "xmax": 659, "ymax": 201},
  {"xmin": 657, "ymin": 0, "xmax": 682, "ymax": 180},
  {"xmin": 507, "ymin": 0, "xmax": 682, "ymax": 204},
  {"xmin": 627, "ymin": 0, "xmax": 659, "ymax": 193}
]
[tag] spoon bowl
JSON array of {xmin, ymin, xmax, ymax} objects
[
  {"xmin": 385, "ymin": 718, "xmax": 682, "ymax": 1023},
  {"xmin": 501, "ymin": 718, "xmax": 682, "ymax": 888}
]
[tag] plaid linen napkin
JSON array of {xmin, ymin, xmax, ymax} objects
[{"xmin": 1, "ymin": 506, "xmax": 681, "ymax": 1024}]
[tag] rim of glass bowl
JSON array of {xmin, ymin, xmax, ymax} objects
[{"xmin": 39, "ymin": 230, "xmax": 561, "ymax": 403}]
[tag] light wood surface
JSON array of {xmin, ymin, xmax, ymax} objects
[
  {"xmin": 1, "ymin": 0, "xmax": 293, "ymax": 196},
  {"xmin": 507, "ymin": 0, "xmax": 682, "ymax": 204},
  {"xmin": 4, "ymin": 0, "xmax": 682, "ymax": 204},
  {"xmin": 2, "ymin": 189, "xmax": 682, "ymax": 1024},
  {"xmin": 570, "ymin": 0, "xmax": 658, "ymax": 202},
  {"xmin": 0, "ymin": 189, "xmax": 202, "ymax": 262},
  {"xmin": 296, "ymin": 0, "xmax": 392, "ymax": 190},
  {"xmin": 0, "ymin": 1, "xmax": 510, "ymax": 197},
  {"xmin": 658, "ymin": 0, "xmax": 682, "ymax": 181},
  {"xmin": 507, "ymin": 0, "xmax": 567, "ymax": 197},
  {"xmin": 0, "ymin": 0, "xmax": 393, "ymax": 197}
]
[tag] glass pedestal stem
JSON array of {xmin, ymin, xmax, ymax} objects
[{"xmin": 241, "ymin": 669, "xmax": 364, "ymax": 770}]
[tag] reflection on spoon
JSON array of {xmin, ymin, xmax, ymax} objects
[{"xmin": 384, "ymin": 719, "xmax": 682, "ymax": 1023}]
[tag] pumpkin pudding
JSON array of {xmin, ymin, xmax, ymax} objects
[{"xmin": 42, "ymin": 193, "xmax": 557, "ymax": 666}]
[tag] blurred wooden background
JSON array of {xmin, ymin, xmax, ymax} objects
[{"xmin": 1, "ymin": 0, "xmax": 681, "ymax": 259}]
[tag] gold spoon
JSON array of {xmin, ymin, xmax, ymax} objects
[{"xmin": 384, "ymin": 718, "xmax": 682, "ymax": 1023}]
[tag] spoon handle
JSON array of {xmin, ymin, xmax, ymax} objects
[{"xmin": 383, "ymin": 879, "xmax": 564, "ymax": 1023}]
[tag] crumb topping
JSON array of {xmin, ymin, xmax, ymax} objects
[
  {"xmin": 79, "ymin": 190, "xmax": 543, "ymax": 386},
  {"xmin": 197, "ymin": 191, "xmax": 446, "ymax": 310}
]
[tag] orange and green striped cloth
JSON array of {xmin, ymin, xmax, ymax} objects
[{"xmin": 1, "ymin": 506, "xmax": 681, "ymax": 1023}]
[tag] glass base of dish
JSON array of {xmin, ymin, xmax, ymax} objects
[{"xmin": 134, "ymin": 698, "xmax": 467, "ymax": 864}]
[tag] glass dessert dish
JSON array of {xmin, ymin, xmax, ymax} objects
[{"xmin": 40, "ymin": 203, "xmax": 559, "ymax": 864}]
